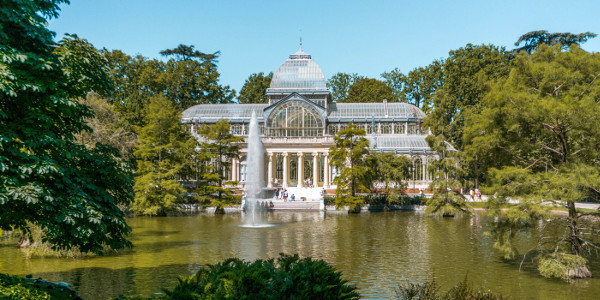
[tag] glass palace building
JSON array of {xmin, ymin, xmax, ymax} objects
[{"xmin": 182, "ymin": 45, "xmax": 437, "ymax": 191}]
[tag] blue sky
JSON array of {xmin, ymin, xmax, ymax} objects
[{"xmin": 48, "ymin": 0, "xmax": 600, "ymax": 94}]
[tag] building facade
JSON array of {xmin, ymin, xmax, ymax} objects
[{"xmin": 182, "ymin": 45, "xmax": 437, "ymax": 191}]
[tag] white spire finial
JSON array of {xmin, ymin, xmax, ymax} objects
[{"xmin": 299, "ymin": 37, "xmax": 303, "ymax": 51}]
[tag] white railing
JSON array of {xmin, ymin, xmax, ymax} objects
[{"xmin": 261, "ymin": 136, "xmax": 334, "ymax": 144}]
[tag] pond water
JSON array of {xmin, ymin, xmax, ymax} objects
[{"xmin": 1, "ymin": 211, "xmax": 599, "ymax": 299}]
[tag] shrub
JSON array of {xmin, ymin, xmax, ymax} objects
[
  {"xmin": 396, "ymin": 277, "xmax": 504, "ymax": 300},
  {"xmin": 538, "ymin": 253, "xmax": 591, "ymax": 280},
  {"xmin": 0, "ymin": 273, "xmax": 80, "ymax": 300},
  {"xmin": 163, "ymin": 254, "xmax": 360, "ymax": 300}
]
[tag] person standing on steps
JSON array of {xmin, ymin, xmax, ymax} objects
[{"xmin": 283, "ymin": 189, "xmax": 288, "ymax": 202}]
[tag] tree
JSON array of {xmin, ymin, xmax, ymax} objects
[
  {"xmin": 401, "ymin": 60, "xmax": 444, "ymax": 113},
  {"xmin": 133, "ymin": 95, "xmax": 194, "ymax": 216},
  {"xmin": 0, "ymin": 0, "xmax": 133, "ymax": 253},
  {"xmin": 327, "ymin": 72, "xmax": 363, "ymax": 102},
  {"xmin": 424, "ymin": 135, "xmax": 471, "ymax": 217},
  {"xmin": 347, "ymin": 78, "xmax": 395, "ymax": 103},
  {"xmin": 329, "ymin": 123, "xmax": 371, "ymax": 212},
  {"xmin": 380, "ymin": 68, "xmax": 407, "ymax": 102},
  {"xmin": 160, "ymin": 44, "xmax": 235, "ymax": 108},
  {"xmin": 102, "ymin": 50, "xmax": 165, "ymax": 127},
  {"xmin": 76, "ymin": 93, "xmax": 137, "ymax": 160},
  {"xmin": 238, "ymin": 72, "xmax": 273, "ymax": 104},
  {"xmin": 160, "ymin": 43, "xmax": 220, "ymax": 65},
  {"xmin": 513, "ymin": 30, "xmax": 597, "ymax": 54},
  {"xmin": 198, "ymin": 119, "xmax": 244, "ymax": 213},
  {"xmin": 426, "ymin": 44, "xmax": 511, "ymax": 151},
  {"xmin": 467, "ymin": 45, "xmax": 600, "ymax": 278},
  {"xmin": 368, "ymin": 152, "xmax": 411, "ymax": 194}
]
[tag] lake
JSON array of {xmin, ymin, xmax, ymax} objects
[{"xmin": 1, "ymin": 211, "xmax": 599, "ymax": 299}]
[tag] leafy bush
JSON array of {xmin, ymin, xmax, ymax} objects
[
  {"xmin": 396, "ymin": 277, "xmax": 504, "ymax": 300},
  {"xmin": 538, "ymin": 253, "xmax": 591, "ymax": 280},
  {"xmin": 0, "ymin": 273, "xmax": 80, "ymax": 300},
  {"xmin": 163, "ymin": 254, "xmax": 360, "ymax": 300}
]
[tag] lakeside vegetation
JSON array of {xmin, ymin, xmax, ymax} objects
[{"xmin": 2, "ymin": 0, "xmax": 600, "ymax": 298}]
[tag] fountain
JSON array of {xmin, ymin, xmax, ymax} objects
[{"xmin": 240, "ymin": 111, "xmax": 273, "ymax": 228}]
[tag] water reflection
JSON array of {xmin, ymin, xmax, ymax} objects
[{"xmin": 0, "ymin": 211, "xmax": 599, "ymax": 299}]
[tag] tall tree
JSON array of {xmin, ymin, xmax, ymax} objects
[
  {"xmin": 160, "ymin": 44, "xmax": 235, "ymax": 108},
  {"xmin": 329, "ymin": 123, "xmax": 371, "ymax": 212},
  {"xmin": 426, "ymin": 44, "xmax": 511, "ymax": 151},
  {"xmin": 346, "ymin": 78, "xmax": 395, "ymax": 103},
  {"xmin": 368, "ymin": 152, "xmax": 411, "ymax": 194},
  {"xmin": 467, "ymin": 45, "xmax": 600, "ymax": 279},
  {"xmin": 198, "ymin": 120, "xmax": 244, "ymax": 213},
  {"xmin": 76, "ymin": 93, "xmax": 137, "ymax": 160},
  {"xmin": 160, "ymin": 44, "xmax": 220, "ymax": 65},
  {"xmin": 327, "ymin": 73, "xmax": 363, "ymax": 103},
  {"xmin": 238, "ymin": 72, "xmax": 273, "ymax": 104},
  {"xmin": 133, "ymin": 95, "xmax": 194, "ymax": 216},
  {"xmin": 513, "ymin": 30, "xmax": 597, "ymax": 54},
  {"xmin": 102, "ymin": 50, "xmax": 165, "ymax": 127},
  {"xmin": 0, "ymin": 0, "xmax": 133, "ymax": 253},
  {"xmin": 424, "ymin": 135, "xmax": 470, "ymax": 217},
  {"xmin": 380, "ymin": 68, "xmax": 407, "ymax": 102},
  {"xmin": 402, "ymin": 60, "xmax": 444, "ymax": 113}
]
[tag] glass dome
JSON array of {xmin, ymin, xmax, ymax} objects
[{"xmin": 269, "ymin": 46, "xmax": 328, "ymax": 91}]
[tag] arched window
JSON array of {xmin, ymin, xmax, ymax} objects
[
  {"xmin": 413, "ymin": 158, "xmax": 423, "ymax": 181},
  {"xmin": 381, "ymin": 123, "xmax": 392, "ymax": 134},
  {"xmin": 327, "ymin": 124, "xmax": 338, "ymax": 135},
  {"xmin": 267, "ymin": 101, "xmax": 323, "ymax": 137}
]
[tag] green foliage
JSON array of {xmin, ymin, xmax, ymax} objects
[
  {"xmin": 0, "ymin": 0, "xmax": 133, "ymax": 253},
  {"xmin": 76, "ymin": 93, "xmax": 137, "ymax": 160},
  {"xmin": 538, "ymin": 253, "xmax": 591, "ymax": 280},
  {"xmin": 513, "ymin": 30, "xmax": 597, "ymax": 54},
  {"xmin": 466, "ymin": 45, "xmax": 600, "ymax": 276},
  {"xmin": 102, "ymin": 45, "xmax": 234, "ymax": 127},
  {"xmin": 197, "ymin": 120, "xmax": 243, "ymax": 211},
  {"xmin": 163, "ymin": 254, "xmax": 360, "ymax": 300},
  {"xmin": 396, "ymin": 277, "xmax": 504, "ymax": 300},
  {"xmin": 238, "ymin": 72, "xmax": 272, "ymax": 103},
  {"xmin": 159, "ymin": 44, "xmax": 220, "ymax": 64},
  {"xmin": 54, "ymin": 33, "xmax": 113, "ymax": 95},
  {"xmin": 327, "ymin": 72, "xmax": 363, "ymax": 103},
  {"xmin": 380, "ymin": 67, "xmax": 406, "ymax": 102},
  {"xmin": 368, "ymin": 152, "xmax": 410, "ymax": 193},
  {"xmin": 401, "ymin": 61, "xmax": 444, "ymax": 113},
  {"xmin": 425, "ymin": 136, "xmax": 471, "ymax": 217},
  {"xmin": 329, "ymin": 124, "xmax": 371, "ymax": 211},
  {"xmin": 347, "ymin": 78, "xmax": 395, "ymax": 103},
  {"xmin": 133, "ymin": 95, "xmax": 194, "ymax": 215},
  {"xmin": 0, "ymin": 273, "xmax": 79, "ymax": 300},
  {"xmin": 427, "ymin": 44, "xmax": 511, "ymax": 152}
]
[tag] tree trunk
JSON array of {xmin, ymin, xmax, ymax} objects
[{"xmin": 567, "ymin": 201, "xmax": 583, "ymax": 255}]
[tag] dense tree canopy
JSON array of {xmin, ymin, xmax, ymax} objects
[
  {"xmin": 197, "ymin": 120, "xmax": 243, "ymax": 213},
  {"xmin": 346, "ymin": 78, "xmax": 395, "ymax": 103},
  {"xmin": 466, "ymin": 45, "xmax": 600, "ymax": 278},
  {"xmin": 102, "ymin": 45, "xmax": 234, "ymax": 126},
  {"xmin": 133, "ymin": 95, "xmax": 194, "ymax": 216},
  {"xmin": 327, "ymin": 72, "xmax": 363, "ymax": 102},
  {"xmin": 0, "ymin": 0, "xmax": 133, "ymax": 252},
  {"xmin": 380, "ymin": 68, "xmax": 406, "ymax": 102},
  {"xmin": 238, "ymin": 72, "xmax": 272, "ymax": 104},
  {"xmin": 329, "ymin": 124, "xmax": 371, "ymax": 211},
  {"xmin": 401, "ymin": 61, "xmax": 444, "ymax": 113},
  {"xmin": 513, "ymin": 30, "xmax": 597, "ymax": 54}
]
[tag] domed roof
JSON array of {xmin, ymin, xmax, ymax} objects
[{"xmin": 268, "ymin": 44, "xmax": 328, "ymax": 91}]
